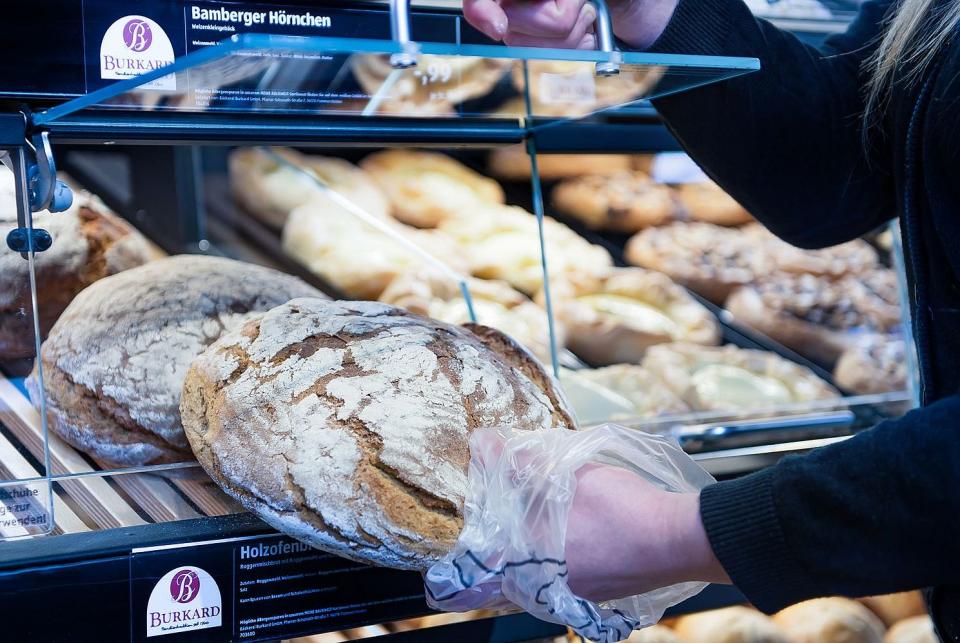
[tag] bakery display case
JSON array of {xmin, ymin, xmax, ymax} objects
[{"xmin": 0, "ymin": 1, "xmax": 915, "ymax": 641}]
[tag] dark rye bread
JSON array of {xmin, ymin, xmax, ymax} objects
[
  {"xmin": 0, "ymin": 202, "xmax": 159, "ymax": 360},
  {"xmin": 180, "ymin": 299, "xmax": 575, "ymax": 570},
  {"xmin": 29, "ymin": 255, "xmax": 324, "ymax": 468}
]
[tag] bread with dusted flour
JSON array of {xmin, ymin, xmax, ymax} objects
[{"xmin": 180, "ymin": 299, "xmax": 575, "ymax": 570}]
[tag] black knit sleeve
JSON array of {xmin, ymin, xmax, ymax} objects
[{"xmin": 645, "ymin": 0, "xmax": 897, "ymax": 248}]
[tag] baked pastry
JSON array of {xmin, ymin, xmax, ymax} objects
[
  {"xmin": 552, "ymin": 171, "xmax": 676, "ymax": 232},
  {"xmin": 675, "ymin": 180, "xmax": 753, "ymax": 226},
  {"xmin": 512, "ymin": 60, "xmax": 662, "ymax": 117},
  {"xmin": 859, "ymin": 592, "xmax": 927, "ymax": 628},
  {"xmin": 352, "ymin": 54, "xmax": 508, "ymax": 116},
  {"xmin": 360, "ymin": 149, "xmax": 504, "ymax": 228},
  {"xmin": 229, "ymin": 147, "xmax": 390, "ymax": 229},
  {"xmin": 574, "ymin": 364, "xmax": 690, "ymax": 419},
  {"xmin": 439, "ymin": 204, "xmax": 613, "ymax": 295},
  {"xmin": 30, "ymin": 255, "xmax": 323, "ymax": 468},
  {"xmin": 884, "ymin": 616, "xmax": 936, "ymax": 643},
  {"xmin": 834, "ymin": 336, "xmax": 909, "ymax": 395},
  {"xmin": 725, "ymin": 270, "xmax": 902, "ymax": 366},
  {"xmin": 488, "ymin": 145, "xmax": 632, "ymax": 181},
  {"xmin": 282, "ymin": 202, "xmax": 470, "ymax": 300},
  {"xmin": 378, "ymin": 272, "xmax": 562, "ymax": 364},
  {"xmin": 642, "ymin": 343, "xmax": 839, "ymax": 412},
  {"xmin": 744, "ymin": 223, "xmax": 879, "ymax": 277},
  {"xmin": 549, "ymin": 268, "xmax": 720, "ymax": 365},
  {"xmin": 181, "ymin": 299, "xmax": 575, "ymax": 570},
  {"xmin": 0, "ymin": 178, "xmax": 158, "ymax": 360},
  {"xmin": 773, "ymin": 598, "xmax": 886, "ymax": 643},
  {"xmin": 625, "ymin": 625, "xmax": 682, "ymax": 642},
  {"xmin": 674, "ymin": 606, "xmax": 789, "ymax": 643},
  {"xmin": 625, "ymin": 222, "xmax": 773, "ymax": 303}
]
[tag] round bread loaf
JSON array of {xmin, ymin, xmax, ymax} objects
[
  {"xmin": 884, "ymin": 616, "xmax": 936, "ymax": 643},
  {"xmin": 1, "ymin": 174, "xmax": 158, "ymax": 360},
  {"xmin": 31, "ymin": 255, "xmax": 324, "ymax": 468},
  {"xmin": 180, "ymin": 299, "xmax": 575, "ymax": 570},
  {"xmin": 773, "ymin": 598, "xmax": 886, "ymax": 643},
  {"xmin": 674, "ymin": 606, "xmax": 789, "ymax": 643}
]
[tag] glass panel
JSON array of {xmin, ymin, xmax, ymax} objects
[{"xmin": 35, "ymin": 34, "xmax": 759, "ymax": 126}]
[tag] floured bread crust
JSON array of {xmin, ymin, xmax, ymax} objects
[
  {"xmin": 675, "ymin": 181, "xmax": 753, "ymax": 227},
  {"xmin": 361, "ymin": 150, "xmax": 505, "ymax": 229},
  {"xmin": 549, "ymin": 268, "xmax": 720, "ymax": 366},
  {"xmin": 725, "ymin": 270, "xmax": 901, "ymax": 366},
  {"xmin": 230, "ymin": 147, "xmax": 389, "ymax": 229},
  {"xmin": 180, "ymin": 299, "xmax": 574, "ymax": 570},
  {"xmin": 31, "ymin": 255, "xmax": 324, "ymax": 468},
  {"xmin": 439, "ymin": 204, "xmax": 613, "ymax": 295},
  {"xmin": 552, "ymin": 171, "xmax": 677, "ymax": 233},
  {"xmin": 642, "ymin": 343, "xmax": 838, "ymax": 412},
  {"xmin": 0, "ymin": 175, "xmax": 159, "ymax": 359},
  {"xmin": 379, "ymin": 271, "xmax": 562, "ymax": 364}
]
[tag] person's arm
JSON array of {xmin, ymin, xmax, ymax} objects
[
  {"xmin": 563, "ymin": 395, "xmax": 960, "ymax": 610},
  {"xmin": 646, "ymin": 0, "xmax": 897, "ymax": 248},
  {"xmin": 463, "ymin": 0, "xmax": 898, "ymax": 248}
]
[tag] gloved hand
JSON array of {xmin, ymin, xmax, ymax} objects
[{"xmin": 424, "ymin": 424, "xmax": 718, "ymax": 643}]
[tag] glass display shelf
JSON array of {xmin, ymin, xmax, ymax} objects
[{"xmin": 33, "ymin": 33, "xmax": 759, "ymax": 131}]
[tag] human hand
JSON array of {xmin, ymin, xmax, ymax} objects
[
  {"xmin": 424, "ymin": 424, "xmax": 725, "ymax": 643},
  {"xmin": 462, "ymin": 0, "xmax": 681, "ymax": 50}
]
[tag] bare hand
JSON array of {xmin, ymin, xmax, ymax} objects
[{"xmin": 462, "ymin": 0, "xmax": 681, "ymax": 50}]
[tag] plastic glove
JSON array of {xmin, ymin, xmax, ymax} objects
[{"xmin": 425, "ymin": 423, "xmax": 715, "ymax": 643}]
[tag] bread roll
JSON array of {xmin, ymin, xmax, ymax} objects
[
  {"xmin": 574, "ymin": 364, "xmax": 690, "ymax": 419},
  {"xmin": 834, "ymin": 337, "xmax": 909, "ymax": 395},
  {"xmin": 743, "ymin": 224, "xmax": 879, "ymax": 277},
  {"xmin": 549, "ymin": 268, "xmax": 720, "ymax": 366},
  {"xmin": 229, "ymin": 147, "xmax": 389, "ymax": 229},
  {"xmin": 675, "ymin": 181, "xmax": 753, "ymax": 227},
  {"xmin": 642, "ymin": 343, "xmax": 839, "ymax": 413},
  {"xmin": 488, "ymin": 145, "xmax": 633, "ymax": 181},
  {"xmin": 674, "ymin": 606, "xmax": 789, "ymax": 643},
  {"xmin": 626, "ymin": 625, "xmax": 682, "ymax": 642},
  {"xmin": 361, "ymin": 150, "xmax": 504, "ymax": 228},
  {"xmin": 859, "ymin": 592, "xmax": 927, "ymax": 628},
  {"xmin": 439, "ymin": 204, "xmax": 612, "ymax": 295},
  {"xmin": 552, "ymin": 171, "xmax": 677, "ymax": 233},
  {"xmin": 725, "ymin": 270, "xmax": 901, "ymax": 367},
  {"xmin": 1, "ymin": 172, "xmax": 158, "ymax": 360},
  {"xmin": 31, "ymin": 255, "xmax": 323, "ymax": 468},
  {"xmin": 282, "ymin": 202, "xmax": 469, "ymax": 300},
  {"xmin": 379, "ymin": 271, "xmax": 562, "ymax": 364},
  {"xmin": 181, "ymin": 299, "xmax": 575, "ymax": 570},
  {"xmin": 884, "ymin": 616, "xmax": 936, "ymax": 643},
  {"xmin": 773, "ymin": 598, "xmax": 885, "ymax": 643}
]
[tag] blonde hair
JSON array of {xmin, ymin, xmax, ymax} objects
[{"xmin": 865, "ymin": 0, "xmax": 960, "ymax": 117}]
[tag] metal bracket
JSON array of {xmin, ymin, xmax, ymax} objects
[
  {"xmin": 591, "ymin": 0, "xmax": 621, "ymax": 76},
  {"xmin": 389, "ymin": 0, "xmax": 419, "ymax": 69}
]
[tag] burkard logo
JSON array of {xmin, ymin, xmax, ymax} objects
[
  {"xmin": 99, "ymin": 15, "xmax": 175, "ymax": 90},
  {"xmin": 122, "ymin": 19, "xmax": 153, "ymax": 52},
  {"xmin": 146, "ymin": 566, "xmax": 222, "ymax": 637}
]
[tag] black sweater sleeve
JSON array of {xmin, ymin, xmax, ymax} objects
[
  {"xmin": 648, "ymin": 0, "xmax": 897, "ymax": 248},
  {"xmin": 700, "ymin": 395, "xmax": 960, "ymax": 611}
]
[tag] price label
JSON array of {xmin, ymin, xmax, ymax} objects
[{"xmin": 538, "ymin": 70, "xmax": 597, "ymax": 105}]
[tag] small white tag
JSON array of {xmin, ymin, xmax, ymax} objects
[{"xmin": 538, "ymin": 70, "xmax": 597, "ymax": 105}]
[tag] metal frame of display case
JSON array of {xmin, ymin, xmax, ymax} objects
[{"xmin": 0, "ymin": 1, "xmax": 910, "ymax": 641}]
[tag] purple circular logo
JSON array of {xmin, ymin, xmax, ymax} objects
[
  {"xmin": 123, "ymin": 19, "xmax": 153, "ymax": 52},
  {"xmin": 170, "ymin": 569, "xmax": 200, "ymax": 604}
]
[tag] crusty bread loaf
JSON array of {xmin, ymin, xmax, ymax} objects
[
  {"xmin": 181, "ymin": 299, "xmax": 575, "ymax": 570},
  {"xmin": 674, "ymin": 606, "xmax": 789, "ymax": 643},
  {"xmin": 859, "ymin": 592, "xmax": 927, "ymax": 628},
  {"xmin": 0, "ymin": 174, "xmax": 159, "ymax": 360},
  {"xmin": 30, "ymin": 255, "xmax": 324, "ymax": 468},
  {"xmin": 773, "ymin": 598, "xmax": 886, "ymax": 643}
]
